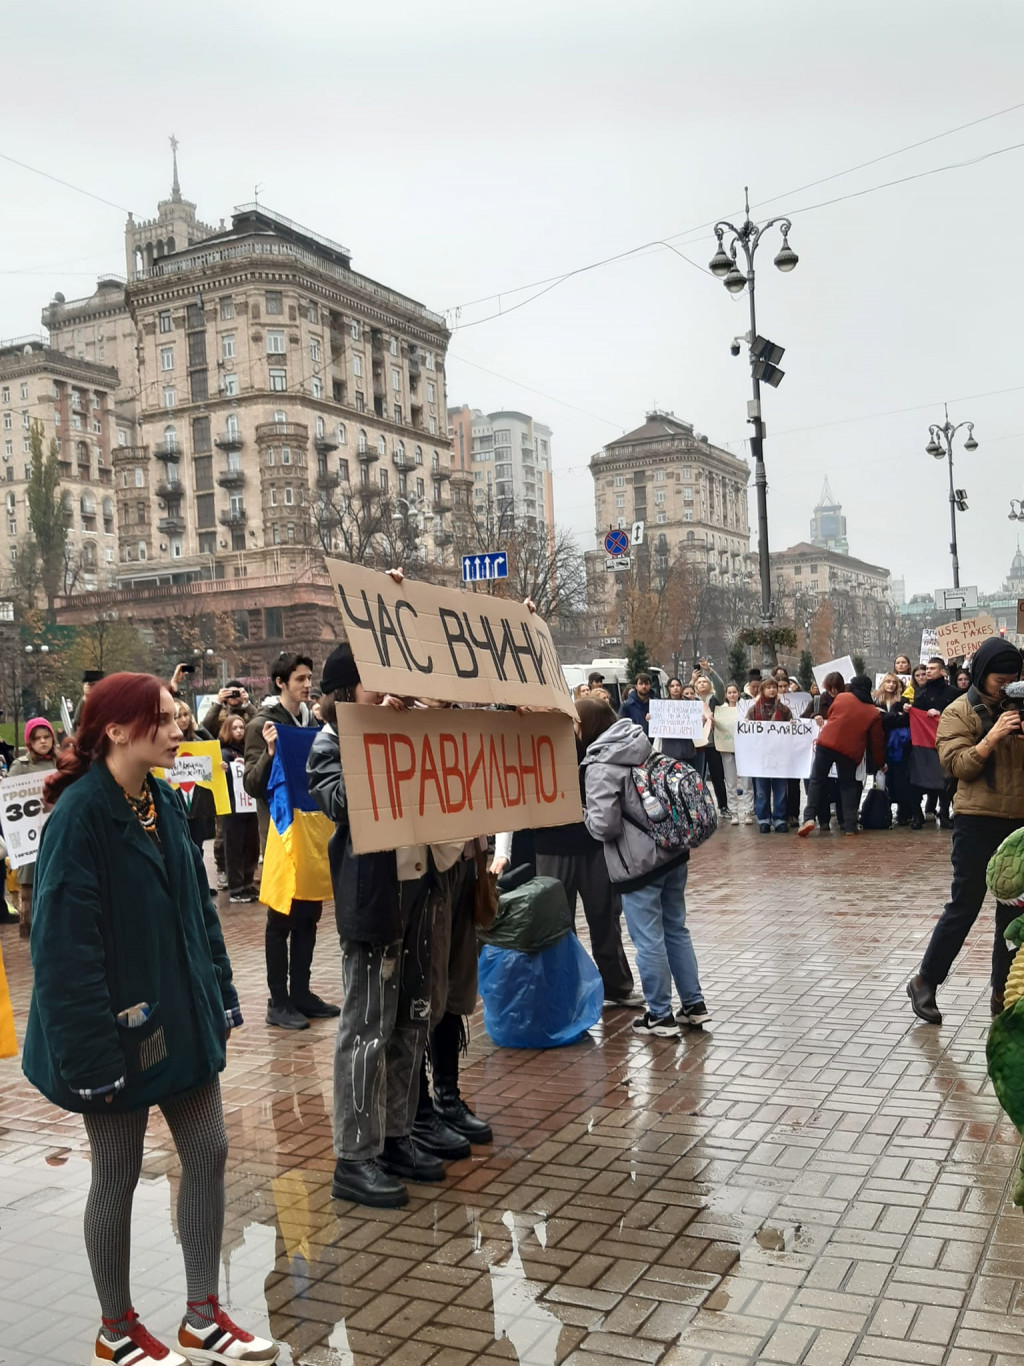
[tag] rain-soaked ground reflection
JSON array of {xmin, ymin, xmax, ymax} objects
[{"xmin": 5, "ymin": 830, "xmax": 1024, "ymax": 1364}]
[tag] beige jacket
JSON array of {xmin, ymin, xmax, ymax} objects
[{"xmin": 936, "ymin": 693, "xmax": 1024, "ymax": 819}]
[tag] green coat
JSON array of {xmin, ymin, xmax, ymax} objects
[{"xmin": 22, "ymin": 763, "xmax": 241, "ymax": 1113}]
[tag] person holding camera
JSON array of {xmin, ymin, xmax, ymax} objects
[
  {"xmin": 907, "ymin": 638, "xmax": 1024, "ymax": 1025},
  {"xmin": 201, "ymin": 681, "xmax": 257, "ymax": 736}
]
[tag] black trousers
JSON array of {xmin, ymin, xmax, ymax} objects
[
  {"xmin": 705, "ymin": 748, "xmax": 728, "ymax": 812},
  {"xmin": 266, "ymin": 899, "xmax": 323, "ymax": 1004},
  {"xmin": 804, "ymin": 746, "xmax": 860, "ymax": 834},
  {"xmin": 913, "ymin": 785, "xmax": 951, "ymax": 822},
  {"xmin": 920, "ymin": 814, "xmax": 1024, "ymax": 991},
  {"xmin": 222, "ymin": 813, "xmax": 259, "ymax": 895},
  {"xmin": 536, "ymin": 845, "xmax": 634, "ymax": 999}
]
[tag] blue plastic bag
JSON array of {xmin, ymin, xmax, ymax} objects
[{"xmin": 478, "ymin": 934, "xmax": 604, "ymax": 1049}]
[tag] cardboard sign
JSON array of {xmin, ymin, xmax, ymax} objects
[
  {"xmin": 0, "ymin": 772, "xmax": 49, "ymax": 870},
  {"xmin": 230, "ymin": 760, "xmax": 256, "ymax": 814},
  {"xmin": 935, "ymin": 614, "xmax": 996, "ymax": 662},
  {"xmin": 785, "ymin": 691, "xmax": 812, "ymax": 718},
  {"xmin": 327, "ymin": 559, "xmax": 575, "ymax": 716},
  {"xmin": 648, "ymin": 699, "xmax": 705, "ymax": 741},
  {"xmin": 336, "ymin": 705, "xmax": 582, "ymax": 854},
  {"xmin": 154, "ymin": 740, "xmax": 231, "ymax": 816},
  {"xmin": 812, "ymin": 655, "xmax": 856, "ymax": 690},
  {"xmin": 735, "ymin": 717, "xmax": 817, "ymax": 780},
  {"xmin": 920, "ymin": 628, "xmax": 940, "ymax": 663}
]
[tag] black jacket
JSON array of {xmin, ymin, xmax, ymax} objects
[
  {"xmin": 912, "ymin": 678, "xmax": 960, "ymax": 714},
  {"xmin": 306, "ymin": 724, "xmax": 401, "ymax": 944}
]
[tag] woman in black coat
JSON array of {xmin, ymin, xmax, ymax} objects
[{"xmin": 22, "ymin": 673, "xmax": 278, "ymax": 1366}]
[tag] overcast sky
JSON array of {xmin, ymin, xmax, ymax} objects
[{"xmin": 3, "ymin": 0, "xmax": 1023, "ymax": 601}]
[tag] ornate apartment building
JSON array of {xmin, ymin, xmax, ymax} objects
[
  {"xmin": 0, "ymin": 340, "xmax": 129, "ymax": 592},
  {"xmin": 39, "ymin": 160, "xmax": 462, "ymax": 593},
  {"xmin": 587, "ymin": 410, "xmax": 752, "ymax": 630}
]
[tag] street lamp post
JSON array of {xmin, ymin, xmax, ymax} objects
[
  {"xmin": 23, "ymin": 644, "xmax": 50, "ymax": 740},
  {"xmin": 710, "ymin": 189, "xmax": 798, "ymax": 672},
  {"xmin": 925, "ymin": 405, "xmax": 977, "ymax": 621}
]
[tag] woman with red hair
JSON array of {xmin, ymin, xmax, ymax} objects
[{"xmin": 21, "ymin": 674, "xmax": 278, "ymax": 1366}]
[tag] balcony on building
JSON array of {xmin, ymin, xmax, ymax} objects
[
  {"xmin": 314, "ymin": 431, "xmax": 339, "ymax": 454},
  {"xmin": 315, "ymin": 467, "xmax": 340, "ymax": 490},
  {"xmin": 158, "ymin": 514, "xmax": 186, "ymax": 535},
  {"xmin": 393, "ymin": 450, "xmax": 414, "ymax": 471},
  {"xmin": 214, "ymin": 432, "xmax": 244, "ymax": 453},
  {"xmin": 219, "ymin": 507, "xmax": 247, "ymax": 527},
  {"xmin": 255, "ymin": 422, "xmax": 308, "ymax": 443},
  {"xmin": 434, "ymin": 529, "xmax": 453, "ymax": 547},
  {"xmin": 432, "ymin": 498, "xmax": 452, "ymax": 516},
  {"xmin": 356, "ymin": 444, "xmax": 380, "ymax": 463},
  {"xmin": 408, "ymin": 346, "xmax": 421, "ymax": 378},
  {"xmin": 216, "ymin": 467, "xmax": 246, "ymax": 490},
  {"xmin": 431, "ymin": 460, "xmax": 451, "ymax": 481},
  {"xmin": 155, "ymin": 476, "xmax": 183, "ymax": 500},
  {"xmin": 153, "ymin": 440, "xmax": 181, "ymax": 462}
]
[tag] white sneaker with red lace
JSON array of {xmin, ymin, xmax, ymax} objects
[
  {"xmin": 177, "ymin": 1297, "xmax": 279, "ymax": 1363},
  {"xmin": 93, "ymin": 1310, "xmax": 187, "ymax": 1365}
]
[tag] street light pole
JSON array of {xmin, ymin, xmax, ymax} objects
[
  {"xmin": 710, "ymin": 189, "xmax": 798, "ymax": 672},
  {"xmin": 925, "ymin": 404, "xmax": 976, "ymax": 622}
]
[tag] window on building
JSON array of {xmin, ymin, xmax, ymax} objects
[
  {"xmin": 655, "ymin": 469, "xmax": 665, "ymax": 482},
  {"xmin": 354, "ymin": 391, "xmax": 365, "ymax": 412},
  {"xmin": 416, "ymin": 477, "xmax": 425, "ymax": 499},
  {"xmin": 379, "ymin": 469, "xmax": 388, "ymax": 493},
  {"xmin": 352, "ymin": 354, "xmax": 362, "ymax": 378},
  {"xmin": 337, "ymin": 422, "xmax": 346, "ymax": 444},
  {"xmin": 158, "ymin": 311, "xmax": 172, "ymax": 333},
  {"xmin": 391, "ymin": 368, "xmax": 401, "ymax": 392},
  {"xmin": 615, "ymin": 495, "xmax": 625, "ymax": 509},
  {"xmin": 2, "ymin": 414, "xmax": 9, "ymax": 430},
  {"xmin": 428, "ymin": 416, "xmax": 437, "ymax": 435},
  {"xmin": 684, "ymin": 510, "xmax": 693, "ymax": 522},
  {"xmin": 810, "ymin": 580, "xmax": 818, "ymax": 590},
  {"xmin": 427, "ymin": 382, "xmax": 435, "ymax": 404},
  {"xmin": 810, "ymin": 563, "xmax": 818, "ymax": 573},
  {"xmin": 162, "ymin": 386, "xmax": 176, "ymax": 408},
  {"xmin": 389, "ymin": 337, "xmax": 399, "ymax": 356},
  {"xmin": 656, "ymin": 511, "xmax": 667, "ymax": 524},
  {"xmin": 683, "ymin": 488, "xmax": 693, "ymax": 502},
  {"xmin": 269, "ymin": 369, "xmax": 286, "ymax": 392},
  {"xmin": 265, "ymin": 291, "xmax": 283, "ymax": 316},
  {"xmin": 414, "ymin": 445, "xmax": 423, "ymax": 465},
  {"xmin": 219, "ymin": 297, "xmax": 234, "ymax": 321},
  {"xmin": 311, "ymin": 376, "xmax": 323, "ymax": 399},
  {"xmin": 19, "ymin": 383, "xmax": 28, "ymax": 401},
  {"xmin": 270, "ymin": 487, "xmax": 277, "ymax": 507},
  {"xmin": 393, "ymin": 405, "xmax": 402, "ymax": 425},
  {"xmin": 221, "ymin": 333, "xmax": 235, "ymax": 360},
  {"xmin": 160, "ymin": 347, "xmax": 174, "ymax": 371},
  {"xmin": 655, "ymin": 491, "xmax": 665, "ymax": 505},
  {"xmin": 196, "ymin": 493, "xmax": 215, "ymax": 528},
  {"xmin": 138, "ymin": 541, "xmax": 147, "ymax": 561},
  {"xmin": 310, "ymin": 336, "xmax": 321, "ymax": 363},
  {"xmin": 0, "ymin": 387, "xmax": 8, "ymax": 404},
  {"xmin": 283, "ymin": 485, "xmax": 294, "ymax": 505},
  {"xmin": 223, "ymin": 373, "xmax": 238, "ymax": 397},
  {"xmin": 194, "ymin": 456, "xmax": 213, "ymax": 492},
  {"xmin": 424, "ymin": 351, "xmax": 434, "ymax": 370},
  {"xmin": 190, "ymin": 370, "xmax": 208, "ymax": 402},
  {"xmin": 264, "ymin": 605, "xmax": 284, "ymax": 637},
  {"xmin": 350, "ymin": 320, "xmax": 360, "ymax": 340},
  {"xmin": 134, "ymin": 467, "xmax": 145, "ymax": 487},
  {"xmin": 266, "ymin": 329, "xmax": 285, "ymax": 355},
  {"xmin": 339, "ymin": 458, "xmax": 349, "ymax": 482},
  {"xmin": 192, "ymin": 415, "xmax": 211, "ymax": 453}
]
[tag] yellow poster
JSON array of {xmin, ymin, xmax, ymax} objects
[{"xmin": 153, "ymin": 740, "xmax": 231, "ymax": 816}]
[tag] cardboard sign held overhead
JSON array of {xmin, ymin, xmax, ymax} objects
[
  {"xmin": 812, "ymin": 655, "xmax": 856, "ymax": 690},
  {"xmin": 327, "ymin": 559, "xmax": 575, "ymax": 715},
  {"xmin": 934, "ymin": 613, "xmax": 996, "ymax": 662},
  {"xmin": 648, "ymin": 699, "xmax": 705, "ymax": 741},
  {"xmin": 337, "ymin": 705, "xmax": 582, "ymax": 853}
]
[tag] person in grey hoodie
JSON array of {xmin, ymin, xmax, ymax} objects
[{"xmin": 582, "ymin": 712, "xmax": 710, "ymax": 1039}]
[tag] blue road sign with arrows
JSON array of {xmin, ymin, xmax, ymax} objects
[
  {"xmin": 462, "ymin": 551, "xmax": 509, "ymax": 582},
  {"xmin": 604, "ymin": 529, "xmax": 629, "ymax": 557}
]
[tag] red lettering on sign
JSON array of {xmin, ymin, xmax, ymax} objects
[
  {"xmin": 363, "ymin": 735, "xmax": 394, "ymax": 819},
  {"xmin": 487, "ymin": 737, "xmax": 507, "ymax": 808},
  {"xmin": 418, "ymin": 735, "xmax": 447, "ymax": 816},
  {"xmin": 501, "ymin": 735, "xmax": 522, "ymax": 807},
  {"xmin": 537, "ymin": 736, "xmax": 557, "ymax": 802},
  {"xmin": 389, "ymin": 734, "xmax": 417, "ymax": 817},
  {"xmin": 462, "ymin": 733, "xmax": 488, "ymax": 810},
  {"xmin": 439, "ymin": 732, "xmax": 467, "ymax": 813}
]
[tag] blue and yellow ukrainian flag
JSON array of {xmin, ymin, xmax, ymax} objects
[{"xmin": 259, "ymin": 726, "xmax": 334, "ymax": 915}]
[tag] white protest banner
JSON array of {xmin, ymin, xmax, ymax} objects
[
  {"xmin": 327, "ymin": 558, "xmax": 575, "ymax": 716},
  {"xmin": 736, "ymin": 696, "xmax": 755, "ymax": 720},
  {"xmin": 165, "ymin": 752, "xmax": 214, "ymax": 784},
  {"xmin": 337, "ymin": 705, "xmax": 582, "ymax": 854},
  {"xmin": 920, "ymin": 628, "xmax": 940, "ymax": 663},
  {"xmin": 735, "ymin": 717, "xmax": 817, "ymax": 780},
  {"xmin": 1, "ymin": 772, "xmax": 49, "ymax": 870},
  {"xmin": 935, "ymin": 614, "xmax": 996, "ymax": 663},
  {"xmin": 785, "ymin": 691, "xmax": 812, "ymax": 718},
  {"xmin": 649, "ymin": 699, "xmax": 705, "ymax": 741},
  {"xmin": 231, "ymin": 760, "xmax": 256, "ymax": 814},
  {"xmin": 812, "ymin": 655, "xmax": 856, "ymax": 690}
]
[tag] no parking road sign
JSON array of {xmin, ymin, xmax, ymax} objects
[{"xmin": 604, "ymin": 529, "xmax": 629, "ymax": 557}]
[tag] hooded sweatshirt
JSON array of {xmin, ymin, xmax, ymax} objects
[{"xmin": 582, "ymin": 718, "xmax": 689, "ymax": 890}]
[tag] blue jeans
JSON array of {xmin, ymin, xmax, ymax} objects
[
  {"xmin": 754, "ymin": 777, "xmax": 787, "ymax": 830},
  {"xmin": 620, "ymin": 861, "xmax": 703, "ymax": 1018}
]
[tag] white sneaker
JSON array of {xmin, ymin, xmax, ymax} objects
[
  {"xmin": 178, "ymin": 1298, "xmax": 279, "ymax": 1363},
  {"xmin": 93, "ymin": 1312, "xmax": 187, "ymax": 1365},
  {"xmin": 730, "ymin": 814, "xmax": 739, "ymax": 826},
  {"xmin": 216, "ymin": 870, "xmax": 229, "ymax": 891},
  {"xmin": 743, "ymin": 813, "xmax": 754, "ymax": 826}
]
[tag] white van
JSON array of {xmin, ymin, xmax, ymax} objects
[{"xmin": 561, "ymin": 658, "xmax": 669, "ymax": 708}]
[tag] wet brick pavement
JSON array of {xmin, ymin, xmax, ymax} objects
[{"xmin": 2, "ymin": 824, "xmax": 1024, "ymax": 1366}]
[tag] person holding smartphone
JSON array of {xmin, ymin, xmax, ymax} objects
[{"xmin": 22, "ymin": 673, "xmax": 279, "ymax": 1366}]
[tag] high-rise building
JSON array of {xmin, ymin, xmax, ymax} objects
[
  {"xmin": 809, "ymin": 477, "xmax": 849, "ymax": 555},
  {"xmin": 0, "ymin": 339, "xmax": 127, "ymax": 591},
  {"xmin": 39, "ymin": 153, "xmax": 455, "ymax": 590},
  {"xmin": 447, "ymin": 406, "xmax": 554, "ymax": 530}
]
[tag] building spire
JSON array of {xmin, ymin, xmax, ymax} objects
[
  {"xmin": 818, "ymin": 475, "xmax": 836, "ymax": 507},
  {"xmin": 169, "ymin": 134, "xmax": 181, "ymax": 200}
]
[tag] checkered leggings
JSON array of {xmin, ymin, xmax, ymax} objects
[{"xmin": 82, "ymin": 1079, "xmax": 227, "ymax": 1321}]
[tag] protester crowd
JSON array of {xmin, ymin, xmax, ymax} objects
[{"xmin": 2, "ymin": 601, "xmax": 1024, "ymax": 1366}]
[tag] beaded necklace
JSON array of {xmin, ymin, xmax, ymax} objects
[{"xmin": 122, "ymin": 778, "xmax": 159, "ymax": 844}]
